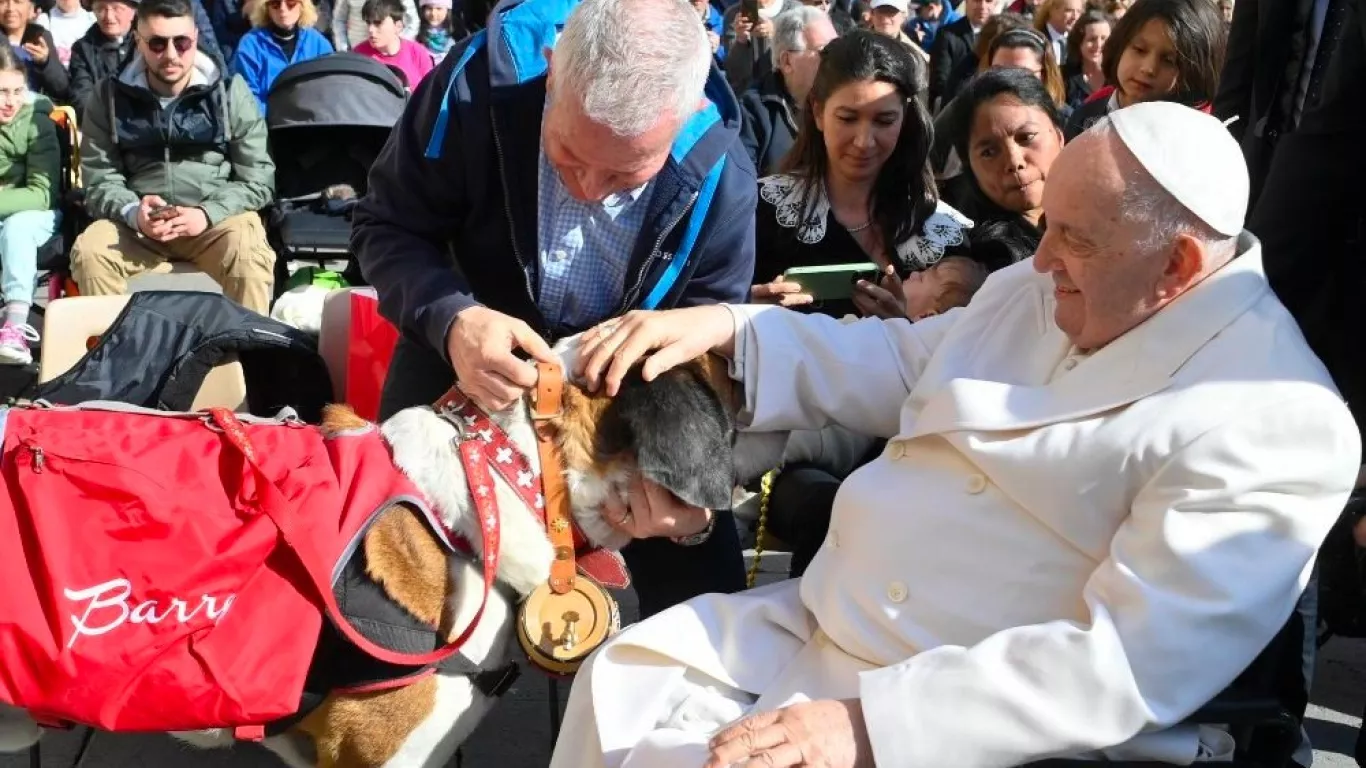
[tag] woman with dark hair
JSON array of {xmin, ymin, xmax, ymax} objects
[
  {"xmin": 751, "ymin": 29, "xmax": 973, "ymax": 320},
  {"xmin": 1063, "ymin": 0, "xmax": 1226, "ymax": 139},
  {"xmin": 986, "ymin": 26, "xmax": 1067, "ymax": 110},
  {"xmin": 949, "ymin": 67, "xmax": 1065, "ymax": 270},
  {"xmin": 1062, "ymin": 8, "xmax": 1110, "ymax": 109}
]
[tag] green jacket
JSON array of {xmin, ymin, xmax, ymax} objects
[
  {"xmin": 81, "ymin": 52, "xmax": 274, "ymax": 227},
  {"xmin": 0, "ymin": 99, "xmax": 59, "ymax": 218}
]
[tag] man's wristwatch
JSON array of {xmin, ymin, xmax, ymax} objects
[{"xmin": 670, "ymin": 510, "xmax": 716, "ymax": 547}]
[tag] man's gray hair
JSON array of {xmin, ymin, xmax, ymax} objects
[
  {"xmin": 553, "ymin": 0, "xmax": 712, "ymax": 137},
  {"xmin": 771, "ymin": 6, "xmax": 829, "ymax": 68},
  {"xmin": 1091, "ymin": 120, "xmax": 1238, "ymax": 262}
]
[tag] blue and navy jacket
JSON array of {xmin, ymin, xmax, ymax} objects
[
  {"xmin": 350, "ymin": 0, "xmax": 758, "ymax": 354},
  {"xmin": 231, "ymin": 26, "xmax": 335, "ymax": 113}
]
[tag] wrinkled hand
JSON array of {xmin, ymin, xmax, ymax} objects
[
  {"xmin": 601, "ymin": 474, "xmax": 711, "ymax": 540},
  {"xmin": 446, "ymin": 305, "xmax": 557, "ymax": 412},
  {"xmin": 575, "ymin": 305, "xmax": 735, "ymax": 397},
  {"xmin": 166, "ymin": 206, "xmax": 209, "ymax": 238},
  {"xmin": 22, "ymin": 37, "xmax": 48, "ymax": 64},
  {"xmin": 136, "ymin": 195, "xmax": 176, "ymax": 241},
  {"xmin": 705, "ymin": 699, "xmax": 875, "ymax": 768},
  {"xmin": 750, "ymin": 275, "xmax": 813, "ymax": 307},
  {"xmin": 732, "ymin": 13, "xmax": 754, "ymax": 44},
  {"xmin": 752, "ymin": 17, "xmax": 774, "ymax": 38},
  {"xmin": 851, "ymin": 265, "xmax": 906, "ymax": 319}
]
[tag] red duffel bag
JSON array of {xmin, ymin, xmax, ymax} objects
[{"xmin": 0, "ymin": 402, "xmax": 479, "ymax": 735}]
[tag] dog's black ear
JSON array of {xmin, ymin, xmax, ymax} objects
[{"xmin": 598, "ymin": 364, "xmax": 736, "ymax": 511}]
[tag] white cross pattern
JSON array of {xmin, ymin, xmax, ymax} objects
[
  {"xmin": 485, "ymin": 513, "xmax": 497, "ymax": 530},
  {"xmin": 495, "ymin": 447, "xmax": 513, "ymax": 464},
  {"xmin": 486, "ymin": 553, "xmax": 497, "ymax": 566},
  {"xmin": 535, "ymin": 493, "xmax": 544, "ymax": 509},
  {"xmin": 517, "ymin": 470, "xmax": 534, "ymax": 488},
  {"xmin": 477, "ymin": 484, "xmax": 489, "ymax": 497},
  {"xmin": 467, "ymin": 450, "xmax": 481, "ymax": 464},
  {"xmin": 476, "ymin": 429, "xmax": 493, "ymax": 443},
  {"xmin": 463, "ymin": 414, "xmax": 478, "ymax": 427}
]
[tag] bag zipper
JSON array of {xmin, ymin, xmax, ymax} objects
[{"xmin": 618, "ymin": 191, "xmax": 697, "ymax": 312}]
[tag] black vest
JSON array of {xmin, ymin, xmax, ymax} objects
[{"xmin": 105, "ymin": 74, "xmax": 230, "ymax": 160}]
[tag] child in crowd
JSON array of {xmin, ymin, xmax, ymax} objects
[
  {"xmin": 35, "ymin": 0, "xmax": 94, "ymax": 66},
  {"xmin": 1063, "ymin": 0, "xmax": 1225, "ymax": 140},
  {"xmin": 416, "ymin": 0, "xmax": 458, "ymax": 64},
  {"xmin": 0, "ymin": 46, "xmax": 58, "ymax": 365},
  {"xmin": 331, "ymin": 0, "xmax": 416, "ymax": 50},
  {"xmin": 354, "ymin": 0, "xmax": 433, "ymax": 89},
  {"xmin": 900, "ymin": 255, "xmax": 989, "ymax": 320}
]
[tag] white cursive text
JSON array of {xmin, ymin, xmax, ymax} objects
[{"xmin": 65, "ymin": 578, "xmax": 236, "ymax": 649}]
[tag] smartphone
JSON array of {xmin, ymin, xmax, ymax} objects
[
  {"xmin": 149, "ymin": 205, "xmax": 177, "ymax": 222},
  {"xmin": 20, "ymin": 26, "xmax": 42, "ymax": 46},
  {"xmin": 782, "ymin": 263, "xmax": 880, "ymax": 303}
]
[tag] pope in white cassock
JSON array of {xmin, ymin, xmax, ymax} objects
[{"xmin": 553, "ymin": 102, "xmax": 1362, "ymax": 768}]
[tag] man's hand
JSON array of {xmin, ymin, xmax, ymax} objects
[
  {"xmin": 166, "ymin": 206, "xmax": 209, "ymax": 238},
  {"xmin": 601, "ymin": 475, "xmax": 711, "ymax": 540},
  {"xmin": 751, "ymin": 274, "xmax": 813, "ymax": 307},
  {"xmin": 732, "ymin": 13, "xmax": 754, "ymax": 44},
  {"xmin": 575, "ymin": 305, "xmax": 735, "ymax": 397},
  {"xmin": 446, "ymin": 305, "xmax": 557, "ymax": 412},
  {"xmin": 752, "ymin": 16, "xmax": 774, "ymax": 39},
  {"xmin": 136, "ymin": 195, "xmax": 176, "ymax": 241},
  {"xmin": 22, "ymin": 37, "xmax": 49, "ymax": 64},
  {"xmin": 704, "ymin": 699, "xmax": 875, "ymax": 768}
]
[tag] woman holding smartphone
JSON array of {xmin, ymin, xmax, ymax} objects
[{"xmin": 750, "ymin": 30, "xmax": 974, "ymax": 320}]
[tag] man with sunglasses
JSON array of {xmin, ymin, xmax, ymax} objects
[{"xmin": 71, "ymin": 0, "xmax": 276, "ymax": 315}]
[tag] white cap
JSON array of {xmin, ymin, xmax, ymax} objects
[
  {"xmin": 1106, "ymin": 101, "xmax": 1249, "ymax": 237},
  {"xmin": 871, "ymin": 0, "xmax": 909, "ymax": 12}
]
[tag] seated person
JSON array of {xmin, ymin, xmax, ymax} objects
[
  {"xmin": 1, "ymin": 0, "xmax": 67, "ymax": 102},
  {"xmin": 231, "ymin": 0, "xmax": 333, "ymax": 112},
  {"xmin": 553, "ymin": 103, "xmax": 1361, "ymax": 767},
  {"xmin": 750, "ymin": 31, "xmax": 975, "ymax": 321},
  {"xmin": 72, "ymin": 0, "xmax": 276, "ymax": 316},
  {"xmin": 352, "ymin": 0, "xmax": 431, "ymax": 91},
  {"xmin": 67, "ymin": 0, "xmax": 135, "ymax": 120},
  {"xmin": 737, "ymin": 7, "xmax": 836, "ymax": 176},
  {"xmin": 0, "ymin": 46, "xmax": 58, "ymax": 367}
]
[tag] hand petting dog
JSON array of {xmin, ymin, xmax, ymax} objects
[
  {"xmin": 448, "ymin": 305, "xmax": 558, "ymax": 412},
  {"xmin": 601, "ymin": 474, "xmax": 712, "ymax": 541}
]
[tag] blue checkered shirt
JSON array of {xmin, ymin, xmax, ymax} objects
[{"xmin": 535, "ymin": 149, "xmax": 652, "ymax": 329}]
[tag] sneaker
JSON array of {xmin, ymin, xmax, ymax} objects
[{"xmin": 0, "ymin": 322, "xmax": 38, "ymax": 366}]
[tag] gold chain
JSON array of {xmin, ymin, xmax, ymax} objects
[{"xmin": 746, "ymin": 466, "xmax": 780, "ymax": 588}]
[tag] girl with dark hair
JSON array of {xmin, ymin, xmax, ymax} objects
[
  {"xmin": 986, "ymin": 26, "xmax": 1067, "ymax": 110},
  {"xmin": 949, "ymin": 67, "xmax": 1064, "ymax": 270},
  {"xmin": 0, "ymin": 43, "xmax": 58, "ymax": 365},
  {"xmin": 1063, "ymin": 0, "xmax": 1226, "ymax": 139},
  {"xmin": 1062, "ymin": 8, "xmax": 1110, "ymax": 109},
  {"xmin": 751, "ymin": 29, "xmax": 973, "ymax": 320}
]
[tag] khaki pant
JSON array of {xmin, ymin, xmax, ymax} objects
[{"xmin": 70, "ymin": 213, "xmax": 276, "ymax": 315}]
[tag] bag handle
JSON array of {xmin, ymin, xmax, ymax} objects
[{"xmin": 206, "ymin": 408, "xmax": 496, "ymax": 668}]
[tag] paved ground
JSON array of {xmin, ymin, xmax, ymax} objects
[{"xmin": 14, "ymin": 273, "xmax": 1366, "ymax": 767}]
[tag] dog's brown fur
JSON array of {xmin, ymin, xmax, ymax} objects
[{"xmin": 297, "ymin": 406, "xmax": 454, "ymax": 767}]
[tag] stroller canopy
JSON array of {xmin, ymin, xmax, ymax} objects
[{"xmin": 266, "ymin": 53, "xmax": 408, "ymax": 131}]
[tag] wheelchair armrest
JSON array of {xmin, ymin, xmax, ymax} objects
[{"xmin": 1184, "ymin": 691, "xmax": 1296, "ymax": 730}]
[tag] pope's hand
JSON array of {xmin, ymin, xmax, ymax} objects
[
  {"xmin": 601, "ymin": 474, "xmax": 711, "ymax": 540},
  {"xmin": 446, "ymin": 305, "xmax": 557, "ymax": 412},
  {"xmin": 576, "ymin": 305, "xmax": 735, "ymax": 397},
  {"xmin": 704, "ymin": 699, "xmax": 875, "ymax": 768}
]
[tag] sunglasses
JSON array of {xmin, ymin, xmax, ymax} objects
[
  {"xmin": 267, "ymin": 0, "xmax": 301, "ymax": 9},
  {"xmin": 143, "ymin": 34, "xmax": 194, "ymax": 55}
]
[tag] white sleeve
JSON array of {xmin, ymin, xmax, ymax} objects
[
  {"xmin": 858, "ymin": 393, "xmax": 1360, "ymax": 766},
  {"xmin": 725, "ymin": 304, "xmax": 961, "ymax": 439}
]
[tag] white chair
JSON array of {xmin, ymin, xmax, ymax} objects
[{"xmin": 38, "ymin": 295, "xmax": 248, "ymax": 411}]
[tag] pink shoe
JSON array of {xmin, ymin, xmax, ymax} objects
[{"xmin": 0, "ymin": 322, "xmax": 38, "ymax": 366}]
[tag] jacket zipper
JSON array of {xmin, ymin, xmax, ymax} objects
[
  {"xmin": 618, "ymin": 190, "xmax": 698, "ymax": 312},
  {"xmin": 489, "ymin": 108, "xmax": 547, "ymax": 336},
  {"xmin": 26, "ymin": 443, "xmax": 44, "ymax": 473}
]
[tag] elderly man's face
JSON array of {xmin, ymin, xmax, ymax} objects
[
  {"xmin": 1032, "ymin": 130, "xmax": 1189, "ymax": 351},
  {"xmin": 542, "ymin": 78, "xmax": 681, "ymax": 203},
  {"xmin": 779, "ymin": 17, "xmax": 837, "ymax": 104}
]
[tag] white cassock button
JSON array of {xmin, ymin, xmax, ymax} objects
[
  {"xmin": 888, "ymin": 442, "xmax": 906, "ymax": 460},
  {"xmin": 1062, "ymin": 357, "xmax": 1078, "ymax": 371},
  {"xmin": 966, "ymin": 474, "xmax": 988, "ymax": 494},
  {"xmin": 886, "ymin": 582, "xmax": 908, "ymax": 603}
]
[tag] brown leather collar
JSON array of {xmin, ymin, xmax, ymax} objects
[{"xmin": 530, "ymin": 363, "xmax": 578, "ymax": 594}]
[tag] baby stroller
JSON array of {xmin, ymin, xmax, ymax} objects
[{"xmin": 264, "ymin": 52, "xmax": 407, "ymax": 293}]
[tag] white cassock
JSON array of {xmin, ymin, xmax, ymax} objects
[{"xmin": 550, "ymin": 235, "xmax": 1362, "ymax": 768}]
